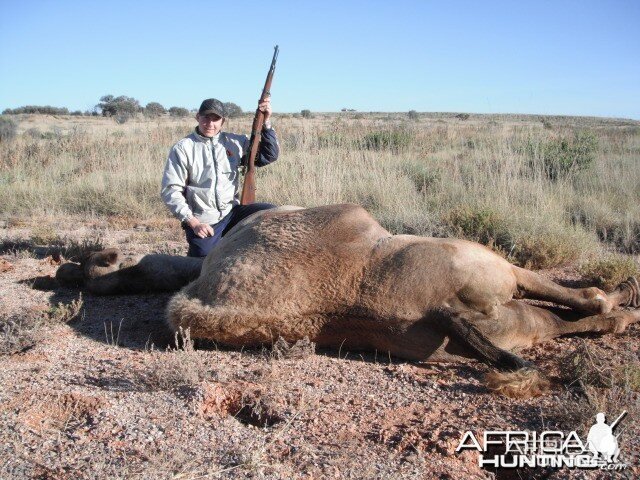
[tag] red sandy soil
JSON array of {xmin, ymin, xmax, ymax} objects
[{"xmin": 1, "ymin": 222, "xmax": 638, "ymax": 479}]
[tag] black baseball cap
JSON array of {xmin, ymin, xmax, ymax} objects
[{"xmin": 198, "ymin": 98, "xmax": 226, "ymax": 117}]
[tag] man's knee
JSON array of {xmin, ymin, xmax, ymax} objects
[
  {"xmin": 187, "ymin": 242, "xmax": 211, "ymax": 258},
  {"xmin": 185, "ymin": 228, "xmax": 221, "ymax": 258}
]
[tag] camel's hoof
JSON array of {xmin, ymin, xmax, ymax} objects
[
  {"xmin": 617, "ymin": 277, "xmax": 640, "ymax": 308},
  {"xmin": 607, "ymin": 309, "xmax": 640, "ymax": 333}
]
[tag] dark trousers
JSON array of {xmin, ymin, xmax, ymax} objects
[{"xmin": 184, "ymin": 203, "xmax": 276, "ymax": 257}]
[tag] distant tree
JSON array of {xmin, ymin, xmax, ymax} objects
[
  {"xmin": 223, "ymin": 102, "xmax": 243, "ymax": 118},
  {"xmin": 2, "ymin": 105, "xmax": 69, "ymax": 115},
  {"xmin": 144, "ymin": 102, "xmax": 166, "ymax": 118},
  {"xmin": 0, "ymin": 116, "xmax": 17, "ymax": 142},
  {"xmin": 168, "ymin": 106, "xmax": 190, "ymax": 117},
  {"xmin": 301, "ymin": 109, "xmax": 313, "ymax": 119},
  {"xmin": 70, "ymin": 110, "xmax": 83, "ymax": 116},
  {"xmin": 97, "ymin": 95, "xmax": 142, "ymax": 119},
  {"xmin": 455, "ymin": 113, "xmax": 470, "ymax": 121},
  {"xmin": 408, "ymin": 110, "xmax": 419, "ymax": 121}
]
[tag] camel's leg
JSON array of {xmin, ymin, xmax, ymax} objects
[
  {"xmin": 512, "ymin": 267, "xmax": 639, "ymax": 314},
  {"xmin": 437, "ymin": 301, "xmax": 640, "ymax": 369},
  {"xmin": 472, "ymin": 301, "xmax": 640, "ymax": 352}
]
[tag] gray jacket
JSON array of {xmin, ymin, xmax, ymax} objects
[{"xmin": 161, "ymin": 127, "xmax": 279, "ymax": 225}]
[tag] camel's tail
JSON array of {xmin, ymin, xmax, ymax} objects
[{"xmin": 483, "ymin": 368, "xmax": 551, "ymax": 399}]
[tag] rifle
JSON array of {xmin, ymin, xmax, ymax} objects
[
  {"xmin": 240, "ymin": 45, "xmax": 279, "ymax": 205},
  {"xmin": 610, "ymin": 411, "xmax": 627, "ymax": 431}
]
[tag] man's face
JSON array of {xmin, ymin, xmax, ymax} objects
[{"xmin": 196, "ymin": 113, "xmax": 224, "ymax": 137}]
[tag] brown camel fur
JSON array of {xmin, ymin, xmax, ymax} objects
[
  {"xmin": 58, "ymin": 204, "xmax": 640, "ymax": 395},
  {"xmin": 165, "ymin": 204, "xmax": 640, "ymax": 371}
]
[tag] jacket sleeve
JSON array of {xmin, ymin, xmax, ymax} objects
[
  {"xmin": 160, "ymin": 144, "xmax": 193, "ymax": 222},
  {"xmin": 256, "ymin": 127, "xmax": 279, "ymax": 167}
]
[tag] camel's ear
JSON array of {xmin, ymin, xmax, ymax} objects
[
  {"xmin": 92, "ymin": 249, "xmax": 119, "ymax": 267},
  {"xmin": 103, "ymin": 250, "xmax": 119, "ymax": 266}
]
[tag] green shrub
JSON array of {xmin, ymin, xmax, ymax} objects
[
  {"xmin": 168, "ymin": 106, "xmax": 190, "ymax": 117},
  {"xmin": 98, "ymin": 94, "xmax": 141, "ymax": 117},
  {"xmin": 144, "ymin": 102, "xmax": 166, "ymax": 118},
  {"xmin": 362, "ymin": 129, "xmax": 413, "ymax": 152},
  {"xmin": 2, "ymin": 105, "xmax": 69, "ymax": 115},
  {"xmin": 527, "ymin": 131, "xmax": 598, "ymax": 180},
  {"xmin": 0, "ymin": 116, "xmax": 17, "ymax": 142},
  {"xmin": 579, "ymin": 255, "xmax": 639, "ymax": 291},
  {"xmin": 223, "ymin": 102, "xmax": 243, "ymax": 118},
  {"xmin": 444, "ymin": 206, "xmax": 514, "ymax": 252},
  {"xmin": 400, "ymin": 161, "xmax": 439, "ymax": 194},
  {"xmin": 511, "ymin": 231, "xmax": 585, "ymax": 269},
  {"xmin": 301, "ymin": 109, "xmax": 313, "ymax": 119},
  {"xmin": 407, "ymin": 110, "xmax": 419, "ymax": 121}
]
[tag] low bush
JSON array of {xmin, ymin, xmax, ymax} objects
[
  {"xmin": 0, "ymin": 116, "xmax": 17, "ymax": 142},
  {"xmin": 511, "ymin": 231, "xmax": 585, "ymax": 269},
  {"xmin": 400, "ymin": 161, "xmax": 440, "ymax": 194},
  {"xmin": 579, "ymin": 255, "xmax": 639, "ymax": 291},
  {"xmin": 443, "ymin": 206, "xmax": 514, "ymax": 252},
  {"xmin": 168, "ymin": 106, "xmax": 190, "ymax": 117},
  {"xmin": 362, "ymin": 129, "xmax": 413, "ymax": 152},
  {"xmin": 526, "ymin": 131, "xmax": 598, "ymax": 180}
]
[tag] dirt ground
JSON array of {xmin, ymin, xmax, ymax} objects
[{"xmin": 0, "ymin": 220, "xmax": 638, "ymax": 479}]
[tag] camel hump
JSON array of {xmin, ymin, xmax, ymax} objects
[
  {"xmin": 218, "ymin": 203, "xmax": 390, "ymax": 256},
  {"xmin": 279, "ymin": 203, "xmax": 390, "ymax": 244}
]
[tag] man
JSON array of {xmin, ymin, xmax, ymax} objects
[
  {"xmin": 161, "ymin": 97, "xmax": 279, "ymax": 257},
  {"xmin": 586, "ymin": 413, "xmax": 619, "ymax": 462}
]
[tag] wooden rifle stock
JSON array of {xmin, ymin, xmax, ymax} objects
[{"xmin": 240, "ymin": 45, "xmax": 279, "ymax": 205}]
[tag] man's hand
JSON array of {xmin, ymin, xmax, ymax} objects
[
  {"xmin": 258, "ymin": 96, "xmax": 272, "ymax": 123},
  {"xmin": 187, "ymin": 218, "xmax": 214, "ymax": 238}
]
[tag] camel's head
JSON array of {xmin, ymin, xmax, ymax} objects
[
  {"xmin": 55, "ymin": 247, "xmax": 122, "ymax": 287},
  {"xmin": 55, "ymin": 262, "xmax": 85, "ymax": 287}
]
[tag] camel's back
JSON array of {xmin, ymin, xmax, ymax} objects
[{"xmin": 195, "ymin": 204, "xmax": 390, "ymax": 313}]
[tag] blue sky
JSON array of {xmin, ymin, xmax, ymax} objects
[{"xmin": 1, "ymin": 0, "xmax": 639, "ymax": 118}]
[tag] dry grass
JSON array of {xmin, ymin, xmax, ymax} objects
[
  {"xmin": 142, "ymin": 327, "xmax": 210, "ymax": 391},
  {"xmin": 0, "ymin": 295, "xmax": 83, "ymax": 355},
  {"xmin": 551, "ymin": 341, "xmax": 640, "ymax": 448},
  {"xmin": 1, "ymin": 113, "xmax": 639, "ymax": 268}
]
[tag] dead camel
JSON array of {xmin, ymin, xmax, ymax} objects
[{"xmin": 59, "ymin": 204, "xmax": 640, "ymax": 396}]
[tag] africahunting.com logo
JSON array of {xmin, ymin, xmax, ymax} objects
[{"xmin": 456, "ymin": 411, "xmax": 628, "ymax": 471}]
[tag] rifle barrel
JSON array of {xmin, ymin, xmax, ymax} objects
[{"xmin": 610, "ymin": 410, "xmax": 627, "ymax": 430}]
